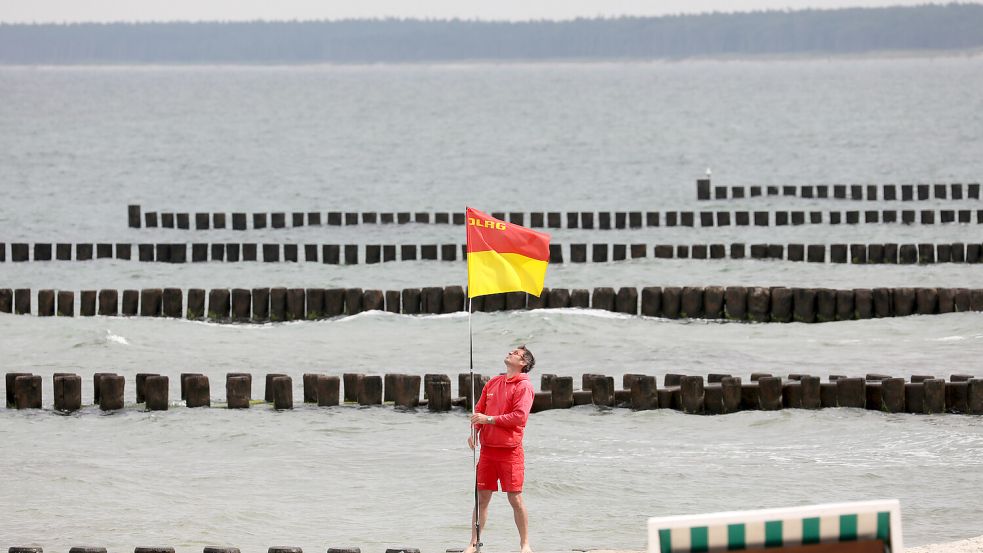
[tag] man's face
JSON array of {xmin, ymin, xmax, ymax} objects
[{"xmin": 505, "ymin": 347, "xmax": 526, "ymax": 370}]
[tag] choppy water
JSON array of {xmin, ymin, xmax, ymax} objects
[{"xmin": 1, "ymin": 57, "xmax": 983, "ymax": 551}]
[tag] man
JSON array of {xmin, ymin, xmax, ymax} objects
[{"xmin": 464, "ymin": 345, "xmax": 536, "ymax": 553}]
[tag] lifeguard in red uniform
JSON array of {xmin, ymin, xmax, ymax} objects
[{"xmin": 464, "ymin": 345, "xmax": 536, "ymax": 553}]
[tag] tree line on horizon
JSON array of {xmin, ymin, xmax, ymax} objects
[{"xmin": 1, "ymin": 4, "xmax": 982, "ymax": 64}]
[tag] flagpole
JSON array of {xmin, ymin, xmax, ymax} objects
[
  {"xmin": 466, "ymin": 208, "xmax": 482, "ymax": 553},
  {"xmin": 469, "ymin": 294, "xmax": 482, "ymax": 552}
]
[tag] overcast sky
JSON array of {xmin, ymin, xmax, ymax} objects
[{"xmin": 0, "ymin": 0, "xmax": 966, "ymax": 23}]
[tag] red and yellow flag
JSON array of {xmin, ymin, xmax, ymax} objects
[{"xmin": 466, "ymin": 207, "xmax": 550, "ymax": 298}]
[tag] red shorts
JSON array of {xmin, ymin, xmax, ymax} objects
[{"xmin": 477, "ymin": 448, "xmax": 524, "ymax": 492}]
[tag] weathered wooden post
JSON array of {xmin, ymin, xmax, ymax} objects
[
  {"xmin": 273, "ymin": 376, "xmax": 293, "ymax": 410},
  {"xmin": 145, "ymin": 375, "xmax": 169, "ymax": 411},
  {"xmin": 343, "ymin": 373, "xmax": 363, "ymax": 402},
  {"xmin": 630, "ymin": 375, "xmax": 657, "ymax": 410},
  {"xmin": 226, "ymin": 374, "xmax": 251, "ymax": 409},
  {"xmin": 185, "ymin": 375, "xmax": 210, "ymax": 408},
  {"xmin": 264, "ymin": 373, "xmax": 287, "ymax": 402},
  {"xmin": 54, "ymin": 373, "xmax": 82, "ymax": 412},
  {"xmin": 99, "ymin": 374, "xmax": 125, "ymax": 411},
  {"xmin": 358, "ymin": 375, "xmax": 383, "ymax": 406},
  {"xmin": 316, "ymin": 376, "xmax": 340, "ymax": 407},
  {"xmin": 14, "ymin": 374, "xmax": 42, "ymax": 409},
  {"xmin": 426, "ymin": 378, "xmax": 451, "ymax": 412}
]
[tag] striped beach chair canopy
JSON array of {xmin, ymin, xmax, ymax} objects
[{"xmin": 648, "ymin": 499, "xmax": 902, "ymax": 553}]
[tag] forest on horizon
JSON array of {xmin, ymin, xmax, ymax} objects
[{"xmin": 1, "ymin": 4, "xmax": 982, "ymax": 64}]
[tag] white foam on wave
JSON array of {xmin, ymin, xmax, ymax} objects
[
  {"xmin": 935, "ymin": 335, "xmax": 967, "ymax": 342},
  {"xmin": 105, "ymin": 329, "xmax": 130, "ymax": 345}
]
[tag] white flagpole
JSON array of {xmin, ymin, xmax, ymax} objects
[{"xmin": 469, "ymin": 294, "xmax": 482, "ymax": 551}]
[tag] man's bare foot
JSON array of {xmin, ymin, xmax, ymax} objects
[
  {"xmin": 520, "ymin": 544, "xmax": 533, "ymax": 553},
  {"xmin": 462, "ymin": 543, "xmax": 477, "ymax": 553}
]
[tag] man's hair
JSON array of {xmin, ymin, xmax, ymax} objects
[{"xmin": 518, "ymin": 345, "xmax": 535, "ymax": 373}]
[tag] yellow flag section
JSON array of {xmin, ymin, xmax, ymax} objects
[{"xmin": 466, "ymin": 207, "xmax": 551, "ymax": 298}]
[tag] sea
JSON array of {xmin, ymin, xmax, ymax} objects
[{"xmin": 1, "ymin": 56, "xmax": 982, "ymax": 552}]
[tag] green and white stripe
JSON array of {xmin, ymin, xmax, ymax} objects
[{"xmin": 658, "ymin": 511, "xmax": 892, "ymax": 553}]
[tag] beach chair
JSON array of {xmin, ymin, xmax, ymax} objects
[{"xmin": 648, "ymin": 499, "xmax": 902, "ymax": 553}]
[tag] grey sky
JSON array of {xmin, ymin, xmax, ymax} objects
[{"xmin": 0, "ymin": 0, "xmax": 963, "ymax": 23}]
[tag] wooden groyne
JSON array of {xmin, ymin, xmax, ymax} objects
[
  {"xmin": 5, "ymin": 241, "xmax": 983, "ymax": 264},
  {"xmin": 7, "ymin": 547, "xmax": 413, "ymax": 553},
  {"xmin": 5, "ymin": 370, "xmax": 982, "ymax": 416},
  {"xmin": 2, "ymin": 286, "xmax": 983, "ymax": 322},
  {"xmin": 124, "ymin": 205, "xmax": 983, "ymax": 230},
  {"xmin": 696, "ymin": 179, "xmax": 982, "ymax": 201}
]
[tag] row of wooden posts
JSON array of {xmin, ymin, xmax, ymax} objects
[
  {"xmin": 696, "ymin": 179, "xmax": 982, "ymax": 201},
  {"xmin": 6, "ymin": 241, "xmax": 983, "ymax": 265},
  {"xmin": 125, "ymin": 205, "xmax": 983, "ymax": 230},
  {"xmin": 2, "ymin": 286, "xmax": 983, "ymax": 322},
  {"xmin": 5, "ymin": 370, "xmax": 982, "ymax": 416},
  {"xmin": 6, "ymin": 546, "xmax": 398, "ymax": 553}
]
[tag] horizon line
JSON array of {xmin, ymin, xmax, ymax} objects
[{"xmin": 2, "ymin": 3, "xmax": 978, "ymax": 26}]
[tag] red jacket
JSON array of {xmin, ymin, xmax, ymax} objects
[{"xmin": 475, "ymin": 372, "xmax": 535, "ymax": 449}]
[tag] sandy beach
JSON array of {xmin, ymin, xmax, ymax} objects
[
  {"xmin": 905, "ymin": 535, "xmax": 983, "ymax": 553},
  {"xmin": 572, "ymin": 538, "xmax": 983, "ymax": 553}
]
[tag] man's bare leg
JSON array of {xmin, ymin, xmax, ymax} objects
[
  {"xmin": 507, "ymin": 491, "xmax": 532, "ymax": 553},
  {"xmin": 464, "ymin": 490, "xmax": 493, "ymax": 553}
]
